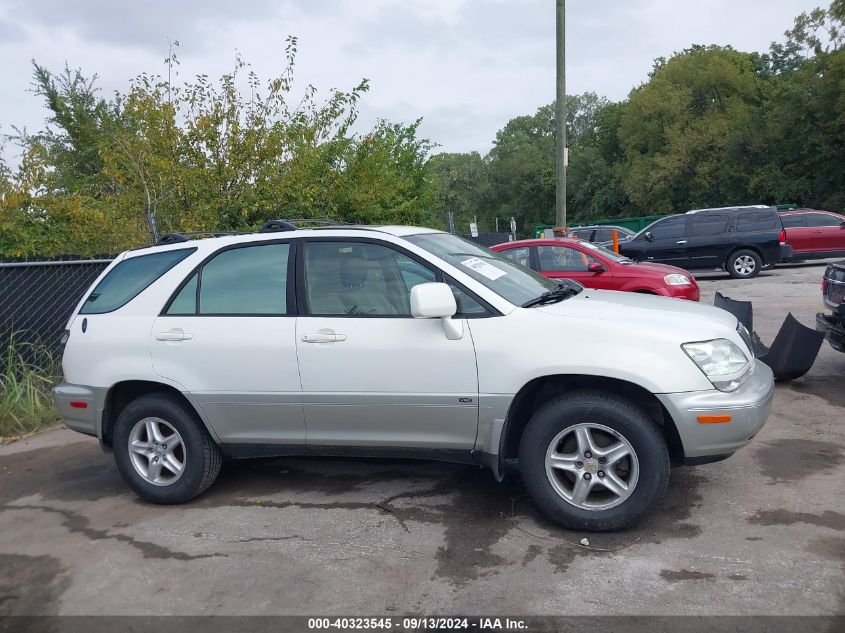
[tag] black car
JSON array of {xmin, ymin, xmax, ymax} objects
[
  {"xmin": 620, "ymin": 207, "xmax": 790, "ymax": 279},
  {"xmin": 816, "ymin": 260, "xmax": 845, "ymax": 352},
  {"xmin": 570, "ymin": 225, "xmax": 635, "ymax": 244}
]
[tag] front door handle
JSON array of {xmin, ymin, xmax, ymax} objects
[
  {"xmin": 155, "ymin": 329, "xmax": 193, "ymax": 341},
  {"xmin": 302, "ymin": 332, "xmax": 347, "ymax": 343},
  {"xmin": 676, "ymin": 240, "xmax": 688, "ymax": 244}
]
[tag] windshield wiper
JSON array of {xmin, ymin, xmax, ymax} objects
[{"xmin": 522, "ymin": 280, "xmax": 583, "ymax": 308}]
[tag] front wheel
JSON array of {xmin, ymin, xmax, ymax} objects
[
  {"xmin": 113, "ymin": 393, "xmax": 222, "ymax": 504},
  {"xmin": 518, "ymin": 391, "xmax": 669, "ymax": 531},
  {"xmin": 727, "ymin": 249, "xmax": 762, "ymax": 279}
]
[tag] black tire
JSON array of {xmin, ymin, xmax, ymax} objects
[
  {"xmin": 518, "ymin": 390, "xmax": 669, "ymax": 531},
  {"xmin": 113, "ymin": 393, "xmax": 222, "ymax": 504},
  {"xmin": 727, "ymin": 249, "xmax": 762, "ymax": 279}
]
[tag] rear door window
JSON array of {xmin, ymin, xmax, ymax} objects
[
  {"xmin": 199, "ymin": 244, "xmax": 290, "ymax": 315},
  {"xmin": 691, "ymin": 214, "xmax": 729, "ymax": 236},
  {"xmin": 780, "ymin": 214, "xmax": 806, "ymax": 228},
  {"xmin": 81, "ymin": 248, "xmax": 195, "ymax": 314}
]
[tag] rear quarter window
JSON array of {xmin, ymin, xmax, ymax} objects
[
  {"xmin": 806, "ymin": 213, "xmax": 843, "ymax": 228},
  {"xmin": 736, "ymin": 212, "xmax": 778, "ymax": 233},
  {"xmin": 80, "ymin": 248, "xmax": 196, "ymax": 314}
]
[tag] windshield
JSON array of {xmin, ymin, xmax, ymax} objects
[
  {"xmin": 578, "ymin": 240, "xmax": 633, "ymax": 263},
  {"xmin": 406, "ymin": 233, "xmax": 558, "ymax": 306}
]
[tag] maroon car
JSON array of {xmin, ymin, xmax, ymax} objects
[
  {"xmin": 779, "ymin": 209, "xmax": 845, "ymax": 261},
  {"xmin": 491, "ymin": 238, "xmax": 701, "ymax": 301}
]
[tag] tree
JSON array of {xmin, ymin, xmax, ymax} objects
[
  {"xmin": 2, "ymin": 38, "xmax": 436, "ymax": 256},
  {"xmin": 426, "ymin": 152, "xmax": 490, "ymax": 232},
  {"xmin": 619, "ymin": 45, "xmax": 767, "ymax": 212},
  {"xmin": 17, "ymin": 63, "xmax": 119, "ymax": 197}
]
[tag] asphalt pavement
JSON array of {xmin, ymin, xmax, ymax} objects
[{"xmin": 0, "ymin": 262, "xmax": 842, "ymax": 617}]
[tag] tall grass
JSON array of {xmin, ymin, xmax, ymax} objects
[{"xmin": 0, "ymin": 336, "xmax": 60, "ymax": 438}]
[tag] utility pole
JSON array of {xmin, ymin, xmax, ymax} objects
[{"xmin": 555, "ymin": 0, "xmax": 567, "ymax": 230}]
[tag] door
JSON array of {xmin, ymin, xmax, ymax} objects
[
  {"xmin": 151, "ymin": 242, "xmax": 305, "ymax": 444},
  {"xmin": 687, "ymin": 213, "xmax": 730, "ymax": 268},
  {"xmin": 533, "ymin": 244, "xmax": 615, "ymax": 289},
  {"xmin": 805, "ymin": 212, "xmax": 845, "ymax": 254},
  {"xmin": 638, "ymin": 216, "xmax": 692, "ymax": 267},
  {"xmin": 295, "ymin": 239, "xmax": 479, "ymax": 449},
  {"xmin": 781, "ymin": 213, "xmax": 812, "ymax": 254}
]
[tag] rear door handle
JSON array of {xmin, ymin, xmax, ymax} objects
[
  {"xmin": 155, "ymin": 329, "xmax": 193, "ymax": 341},
  {"xmin": 302, "ymin": 333, "xmax": 347, "ymax": 343},
  {"xmin": 676, "ymin": 240, "xmax": 688, "ymax": 244}
]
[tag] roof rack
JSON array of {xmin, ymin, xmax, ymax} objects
[
  {"xmin": 259, "ymin": 218, "xmax": 355, "ymax": 232},
  {"xmin": 153, "ymin": 219, "xmax": 357, "ymax": 245},
  {"xmin": 156, "ymin": 231, "xmax": 241, "ymax": 245}
]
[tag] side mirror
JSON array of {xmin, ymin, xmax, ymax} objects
[
  {"xmin": 840, "ymin": 221, "xmax": 845, "ymax": 229},
  {"xmin": 644, "ymin": 231, "xmax": 654, "ymax": 242},
  {"xmin": 587, "ymin": 262, "xmax": 606, "ymax": 273},
  {"xmin": 410, "ymin": 283, "xmax": 462, "ymax": 340}
]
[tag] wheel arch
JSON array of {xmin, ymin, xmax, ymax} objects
[
  {"xmin": 724, "ymin": 245, "xmax": 763, "ymax": 268},
  {"xmin": 101, "ymin": 380, "xmax": 218, "ymax": 448},
  {"xmin": 498, "ymin": 374, "xmax": 685, "ymax": 472}
]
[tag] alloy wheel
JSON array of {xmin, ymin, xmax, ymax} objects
[
  {"xmin": 733, "ymin": 255, "xmax": 756, "ymax": 276},
  {"xmin": 544, "ymin": 422, "xmax": 639, "ymax": 510},
  {"xmin": 128, "ymin": 417, "xmax": 186, "ymax": 486}
]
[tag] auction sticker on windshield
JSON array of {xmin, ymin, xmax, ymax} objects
[{"xmin": 461, "ymin": 257, "xmax": 507, "ymax": 280}]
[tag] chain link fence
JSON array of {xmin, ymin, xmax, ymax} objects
[
  {"xmin": 0, "ymin": 259, "xmax": 113, "ymax": 358},
  {"xmin": 461, "ymin": 232, "xmax": 514, "ymax": 248}
]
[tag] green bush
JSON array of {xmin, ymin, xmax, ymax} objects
[{"xmin": 0, "ymin": 337, "xmax": 60, "ymax": 438}]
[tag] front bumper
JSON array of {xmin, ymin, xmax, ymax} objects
[
  {"xmin": 657, "ymin": 361, "xmax": 774, "ymax": 459},
  {"xmin": 53, "ymin": 383, "xmax": 107, "ymax": 438},
  {"xmin": 816, "ymin": 312, "xmax": 845, "ymax": 352}
]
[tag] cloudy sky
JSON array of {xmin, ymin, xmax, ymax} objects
[{"xmin": 0, "ymin": 0, "xmax": 820, "ymax": 163}]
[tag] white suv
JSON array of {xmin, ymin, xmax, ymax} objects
[{"xmin": 54, "ymin": 224, "xmax": 774, "ymax": 531}]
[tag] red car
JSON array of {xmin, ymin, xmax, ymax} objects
[
  {"xmin": 491, "ymin": 238, "xmax": 701, "ymax": 301},
  {"xmin": 779, "ymin": 209, "xmax": 845, "ymax": 261}
]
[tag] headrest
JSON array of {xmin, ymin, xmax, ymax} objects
[{"xmin": 340, "ymin": 254, "xmax": 367, "ymax": 288}]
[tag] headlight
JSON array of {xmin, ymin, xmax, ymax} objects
[
  {"xmin": 664, "ymin": 273, "xmax": 691, "ymax": 286},
  {"xmin": 682, "ymin": 338, "xmax": 750, "ymax": 391}
]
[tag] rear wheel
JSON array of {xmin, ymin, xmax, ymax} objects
[
  {"xmin": 518, "ymin": 390, "xmax": 669, "ymax": 531},
  {"xmin": 113, "ymin": 393, "xmax": 222, "ymax": 504},
  {"xmin": 727, "ymin": 249, "xmax": 762, "ymax": 279}
]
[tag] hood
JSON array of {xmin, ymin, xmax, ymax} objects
[
  {"xmin": 621, "ymin": 261, "xmax": 697, "ymax": 278},
  {"xmin": 534, "ymin": 288, "xmax": 738, "ymax": 342}
]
